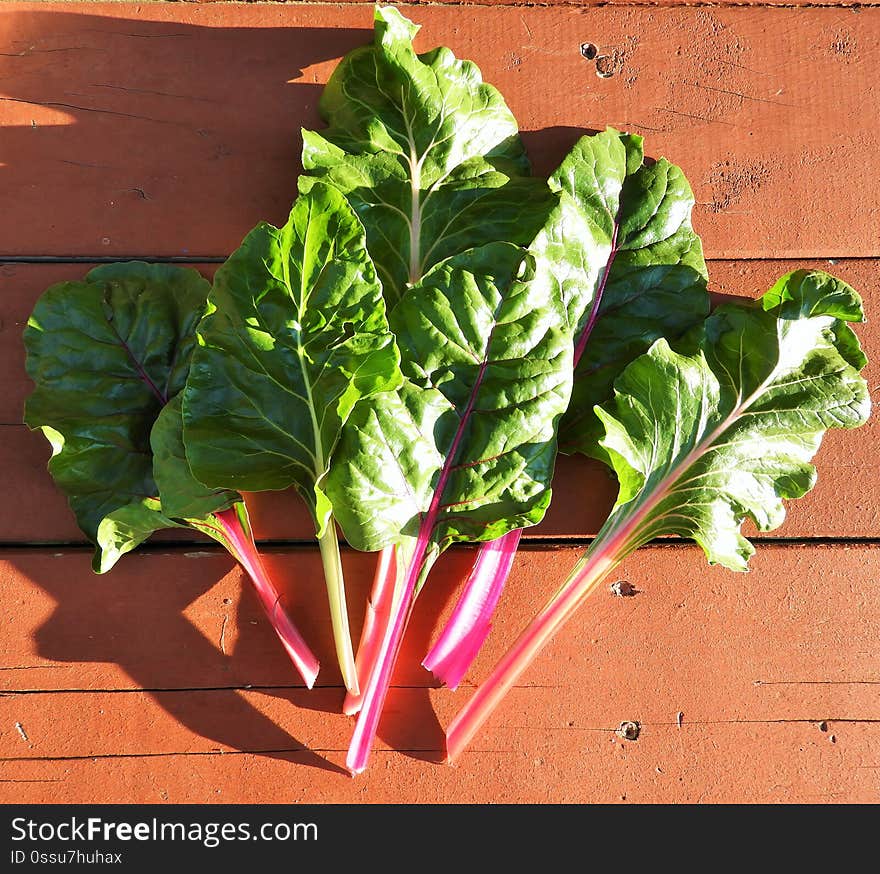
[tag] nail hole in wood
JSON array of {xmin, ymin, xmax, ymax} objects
[
  {"xmin": 580, "ymin": 42, "xmax": 598, "ymax": 61},
  {"xmin": 617, "ymin": 720, "xmax": 641, "ymax": 741}
]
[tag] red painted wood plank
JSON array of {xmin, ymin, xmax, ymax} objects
[
  {"xmin": 0, "ymin": 543, "xmax": 877, "ymax": 802},
  {"xmin": 3, "ymin": 0, "xmax": 877, "ymax": 810},
  {"xmin": 2, "ymin": 686, "xmax": 876, "ymax": 772},
  {"xmin": 0, "ymin": 4, "xmax": 878, "ymax": 257},
  {"xmin": 6, "ymin": 420, "xmax": 876, "ymax": 543},
  {"xmin": 1, "ymin": 721, "xmax": 876, "ymax": 803},
  {"xmin": 180, "ymin": 0, "xmax": 880, "ymax": 7},
  {"xmin": 2, "ymin": 544, "xmax": 877, "ymax": 699},
  {"xmin": 261, "ymin": 0, "xmax": 872, "ymax": 5}
]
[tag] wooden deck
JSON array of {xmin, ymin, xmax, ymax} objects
[{"xmin": 1, "ymin": 1, "xmax": 877, "ymax": 803}]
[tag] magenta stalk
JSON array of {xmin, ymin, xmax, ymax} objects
[
  {"xmin": 213, "ymin": 506, "xmax": 320, "ymax": 690},
  {"xmin": 423, "ymin": 529, "xmax": 521, "ymax": 690},
  {"xmin": 445, "ymin": 547, "xmax": 620, "ymax": 762}
]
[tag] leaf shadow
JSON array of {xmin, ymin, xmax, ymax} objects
[
  {"xmin": 521, "ymin": 125, "xmax": 602, "ymax": 177},
  {"xmin": 7, "ymin": 548, "xmax": 345, "ymax": 775}
]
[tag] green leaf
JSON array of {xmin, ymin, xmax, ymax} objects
[
  {"xmin": 338, "ymin": 240, "xmax": 576, "ymax": 775},
  {"xmin": 593, "ymin": 270, "xmax": 871, "ymax": 572},
  {"xmin": 299, "ymin": 6, "xmax": 556, "ymax": 304},
  {"xmin": 24, "ymin": 264, "xmax": 321, "ymax": 684},
  {"xmin": 182, "ymin": 182, "xmax": 399, "ymax": 693},
  {"xmin": 181, "ymin": 182, "xmax": 401, "ymax": 537},
  {"xmin": 151, "ymin": 397, "xmax": 239, "ymax": 522},
  {"xmin": 535, "ymin": 129, "xmax": 710, "ymax": 458},
  {"xmin": 23, "ymin": 262, "xmax": 218, "ymax": 571},
  {"xmin": 95, "ymin": 499, "xmax": 180, "ymax": 574},
  {"xmin": 324, "ymin": 382, "xmax": 447, "ymax": 553},
  {"xmin": 326, "ymin": 241, "xmax": 574, "ymax": 553}
]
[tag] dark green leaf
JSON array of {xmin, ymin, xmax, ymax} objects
[
  {"xmin": 326, "ymin": 242, "xmax": 574, "ymax": 553},
  {"xmin": 151, "ymin": 396, "xmax": 239, "ymax": 522},
  {"xmin": 23, "ymin": 263, "xmax": 219, "ymax": 571},
  {"xmin": 181, "ymin": 183, "xmax": 401, "ymax": 536},
  {"xmin": 537, "ymin": 129, "xmax": 710, "ymax": 459}
]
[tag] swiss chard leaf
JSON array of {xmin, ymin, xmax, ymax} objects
[
  {"xmin": 23, "ymin": 262, "xmax": 228, "ymax": 571},
  {"xmin": 446, "ymin": 270, "xmax": 872, "ymax": 761},
  {"xmin": 326, "ymin": 241, "xmax": 574, "ymax": 556},
  {"xmin": 431, "ymin": 128, "xmax": 711, "ymax": 688},
  {"xmin": 152, "ymin": 396, "xmax": 238, "ymax": 522},
  {"xmin": 536, "ymin": 128, "xmax": 710, "ymax": 458},
  {"xmin": 299, "ymin": 6, "xmax": 556, "ymax": 302},
  {"xmin": 595, "ymin": 269, "xmax": 871, "ymax": 570},
  {"xmin": 23, "ymin": 262, "xmax": 320, "ymax": 684},
  {"xmin": 181, "ymin": 182, "xmax": 400, "ymax": 535},
  {"xmin": 180, "ymin": 182, "xmax": 401, "ymax": 693},
  {"xmin": 327, "ymin": 381, "xmax": 446, "ymax": 554},
  {"xmin": 94, "ymin": 499, "xmax": 180, "ymax": 574}
]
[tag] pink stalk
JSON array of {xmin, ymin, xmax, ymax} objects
[
  {"xmin": 422, "ymin": 528, "xmax": 521, "ymax": 689},
  {"xmin": 433, "ymin": 228, "xmax": 621, "ymax": 682},
  {"xmin": 346, "ymin": 531, "xmax": 434, "ymax": 775},
  {"xmin": 572, "ymin": 221, "xmax": 619, "ymax": 368},
  {"xmin": 446, "ymin": 543, "xmax": 621, "ymax": 762},
  {"xmin": 343, "ymin": 545, "xmax": 397, "ymax": 716},
  {"xmin": 213, "ymin": 506, "xmax": 320, "ymax": 690}
]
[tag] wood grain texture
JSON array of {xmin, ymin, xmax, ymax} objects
[
  {"xmin": 0, "ymin": 543, "xmax": 877, "ymax": 802},
  {"xmin": 0, "ymin": 3, "xmax": 878, "ymax": 258},
  {"xmin": 2, "ymin": 722, "xmax": 878, "ymax": 803},
  {"xmin": 4, "ymin": 259, "xmax": 876, "ymax": 543}
]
